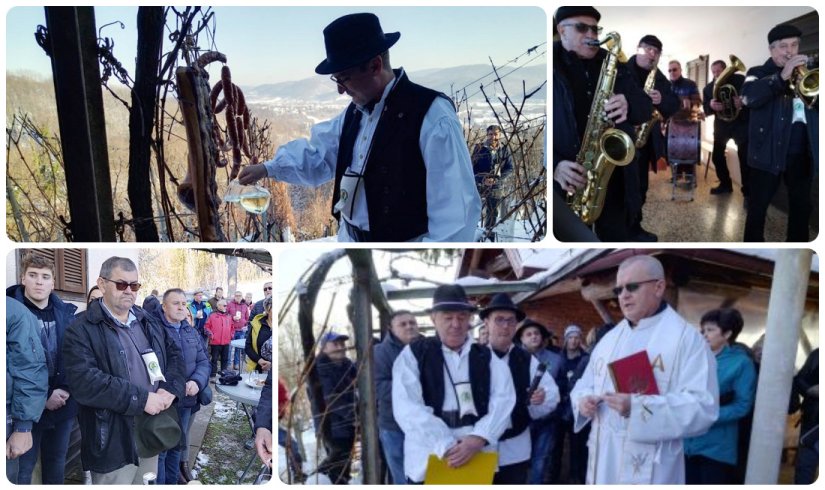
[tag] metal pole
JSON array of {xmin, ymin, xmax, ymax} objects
[
  {"xmin": 745, "ymin": 249, "xmax": 813, "ymax": 483},
  {"xmin": 44, "ymin": 7, "xmax": 115, "ymax": 241}
]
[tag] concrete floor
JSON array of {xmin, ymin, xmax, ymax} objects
[{"xmin": 640, "ymin": 163, "xmax": 818, "ymax": 242}]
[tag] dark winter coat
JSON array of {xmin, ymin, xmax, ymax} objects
[
  {"xmin": 6, "ymin": 285, "xmax": 79, "ymax": 427},
  {"xmin": 5, "ymin": 298, "xmax": 48, "ymax": 431},
  {"xmin": 62, "ymin": 300, "xmax": 185, "ymax": 473},
  {"xmin": 313, "ymin": 353, "xmax": 357, "ymax": 440},
  {"xmin": 373, "ymin": 332, "xmax": 412, "ymax": 431},
  {"xmin": 742, "ymin": 57, "xmax": 819, "ymax": 175},
  {"xmin": 553, "ymin": 41, "xmax": 651, "ymax": 214},
  {"xmin": 254, "ymin": 370, "xmax": 274, "ymax": 433},
  {"xmin": 160, "ymin": 316, "xmax": 210, "ymax": 409}
]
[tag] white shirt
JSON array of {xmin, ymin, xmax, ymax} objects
[
  {"xmin": 262, "ymin": 68, "xmax": 481, "ymax": 242},
  {"xmin": 392, "ymin": 336, "xmax": 516, "ymax": 482},
  {"xmin": 570, "ymin": 306, "xmax": 718, "ymax": 484},
  {"xmin": 493, "ymin": 344, "xmax": 560, "ymax": 467}
]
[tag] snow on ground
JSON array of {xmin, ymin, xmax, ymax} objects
[{"xmin": 278, "ymin": 429, "xmax": 363, "ymax": 485}]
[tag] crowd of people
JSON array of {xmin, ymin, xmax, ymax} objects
[
  {"xmin": 279, "ymin": 254, "xmax": 818, "ymax": 484},
  {"xmin": 553, "ymin": 6, "xmax": 817, "ymax": 242},
  {"xmin": 6, "ymin": 253, "xmax": 275, "ymax": 485}
]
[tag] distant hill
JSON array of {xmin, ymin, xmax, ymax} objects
[{"xmin": 242, "ymin": 63, "xmax": 546, "ymax": 105}]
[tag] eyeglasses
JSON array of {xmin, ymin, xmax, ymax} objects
[
  {"xmin": 668, "ymin": 68, "xmax": 680, "ymax": 72},
  {"xmin": 612, "ymin": 279, "xmax": 660, "ymax": 296},
  {"xmin": 639, "ymin": 45, "xmax": 661, "ymax": 56},
  {"xmin": 561, "ymin": 22, "xmax": 602, "ymax": 35},
  {"xmin": 100, "ymin": 277, "xmax": 141, "ymax": 292},
  {"xmin": 493, "ymin": 316, "xmax": 518, "ymax": 326},
  {"xmin": 264, "ymin": 286, "xmax": 272, "ymax": 292},
  {"xmin": 329, "ymin": 72, "xmax": 354, "ymax": 87}
]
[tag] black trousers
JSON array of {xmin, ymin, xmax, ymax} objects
[
  {"xmin": 209, "ymin": 344, "xmax": 229, "ymax": 375},
  {"xmin": 685, "ymin": 454, "xmax": 735, "ymax": 484},
  {"xmin": 743, "ymin": 125, "xmax": 812, "ymax": 242},
  {"xmin": 712, "ymin": 122, "xmax": 749, "ymax": 194},
  {"xmin": 319, "ymin": 436, "xmax": 354, "ymax": 484},
  {"xmin": 493, "ymin": 460, "xmax": 530, "ymax": 484}
]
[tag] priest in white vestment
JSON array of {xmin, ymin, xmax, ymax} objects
[{"xmin": 570, "ymin": 255, "xmax": 719, "ymax": 484}]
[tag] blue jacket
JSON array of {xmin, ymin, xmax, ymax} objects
[
  {"xmin": 187, "ymin": 300, "xmax": 212, "ymax": 337},
  {"xmin": 742, "ymin": 57, "xmax": 818, "ymax": 175},
  {"xmin": 472, "ymin": 142, "xmax": 513, "ymax": 190},
  {"xmin": 684, "ymin": 345, "xmax": 756, "ymax": 465},
  {"xmin": 160, "ymin": 316, "xmax": 210, "ymax": 409},
  {"xmin": 5, "ymin": 298, "xmax": 48, "ymax": 431},
  {"xmin": 312, "ymin": 353, "xmax": 357, "ymax": 440},
  {"xmin": 6, "ymin": 284, "xmax": 79, "ymax": 427}
]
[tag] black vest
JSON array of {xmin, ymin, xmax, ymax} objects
[
  {"xmin": 497, "ymin": 346, "xmax": 532, "ymax": 441},
  {"xmin": 409, "ymin": 338, "xmax": 491, "ymax": 428},
  {"xmin": 332, "ymin": 70, "xmax": 447, "ymax": 242}
]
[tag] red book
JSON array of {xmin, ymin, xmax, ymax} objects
[{"xmin": 608, "ymin": 350, "xmax": 659, "ymax": 395}]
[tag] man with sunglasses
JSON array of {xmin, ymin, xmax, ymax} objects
[
  {"xmin": 668, "ymin": 61, "xmax": 702, "ymax": 114},
  {"xmin": 63, "ymin": 256, "xmax": 185, "ymax": 484},
  {"xmin": 238, "ymin": 13, "xmax": 480, "ymax": 242},
  {"xmin": 6, "ymin": 253, "xmax": 78, "ymax": 484},
  {"xmin": 249, "ymin": 281, "xmax": 272, "ymax": 321},
  {"xmin": 553, "ymin": 6, "xmax": 652, "ymax": 242},
  {"xmin": 626, "ymin": 35, "xmax": 680, "ymax": 242},
  {"xmin": 479, "ymin": 294, "xmax": 559, "ymax": 484},
  {"xmin": 570, "ymin": 255, "xmax": 718, "ymax": 484}
]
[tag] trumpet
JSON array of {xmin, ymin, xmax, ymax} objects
[{"xmin": 788, "ymin": 54, "xmax": 818, "ymax": 108}]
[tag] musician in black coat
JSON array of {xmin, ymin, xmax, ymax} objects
[
  {"xmin": 552, "ymin": 6, "xmax": 651, "ymax": 242},
  {"xmin": 702, "ymin": 59, "xmax": 750, "ymax": 197}
]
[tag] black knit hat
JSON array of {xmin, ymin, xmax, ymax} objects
[
  {"xmin": 554, "ymin": 6, "xmax": 601, "ymax": 24},
  {"xmin": 639, "ymin": 35, "xmax": 663, "ymax": 51},
  {"xmin": 479, "ymin": 293, "xmax": 526, "ymax": 322},
  {"xmin": 430, "ymin": 284, "xmax": 476, "ymax": 313},
  {"xmin": 315, "ymin": 13, "xmax": 400, "ymax": 74},
  {"xmin": 768, "ymin": 24, "xmax": 802, "ymax": 44}
]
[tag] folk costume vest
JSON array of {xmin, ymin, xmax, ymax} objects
[
  {"xmin": 332, "ymin": 70, "xmax": 449, "ymax": 241},
  {"xmin": 409, "ymin": 337, "xmax": 491, "ymax": 428},
  {"xmin": 497, "ymin": 346, "xmax": 532, "ymax": 441}
]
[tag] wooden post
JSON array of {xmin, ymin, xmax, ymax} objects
[
  {"xmin": 44, "ymin": 7, "xmax": 115, "ymax": 241},
  {"xmin": 175, "ymin": 66, "xmax": 225, "ymax": 241}
]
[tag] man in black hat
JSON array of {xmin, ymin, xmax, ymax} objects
[
  {"xmin": 553, "ymin": 6, "xmax": 652, "ymax": 242},
  {"xmin": 626, "ymin": 35, "xmax": 680, "ymax": 242},
  {"xmin": 392, "ymin": 284, "xmax": 516, "ymax": 483},
  {"xmin": 741, "ymin": 23, "xmax": 817, "ymax": 241},
  {"xmin": 515, "ymin": 319, "xmax": 563, "ymax": 483},
  {"xmin": 62, "ymin": 257, "xmax": 185, "ymax": 484},
  {"xmin": 479, "ymin": 294, "xmax": 559, "ymax": 484},
  {"xmin": 311, "ymin": 332, "xmax": 357, "ymax": 484},
  {"xmin": 238, "ymin": 13, "xmax": 480, "ymax": 242},
  {"xmin": 702, "ymin": 59, "xmax": 750, "ymax": 198}
]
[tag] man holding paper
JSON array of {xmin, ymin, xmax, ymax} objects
[
  {"xmin": 479, "ymin": 294, "xmax": 559, "ymax": 484},
  {"xmin": 570, "ymin": 255, "xmax": 719, "ymax": 484},
  {"xmin": 392, "ymin": 284, "xmax": 516, "ymax": 484}
]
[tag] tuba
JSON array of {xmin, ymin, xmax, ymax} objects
[
  {"xmin": 635, "ymin": 63, "xmax": 663, "ymax": 148},
  {"xmin": 567, "ymin": 32, "xmax": 636, "ymax": 225},
  {"xmin": 790, "ymin": 58, "xmax": 819, "ymax": 108},
  {"xmin": 712, "ymin": 55, "xmax": 746, "ymax": 122}
]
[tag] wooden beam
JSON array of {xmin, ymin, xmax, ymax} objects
[
  {"xmin": 386, "ymin": 282, "xmax": 539, "ymax": 301},
  {"xmin": 44, "ymin": 7, "xmax": 115, "ymax": 241}
]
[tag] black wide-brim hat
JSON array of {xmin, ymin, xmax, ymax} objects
[
  {"xmin": 515, "ymin": 318, "xmax": 551, "ymax": 343},
  {"xmin": 315, "ymin": 13, "xmax": 401, "ymax": 75},
  {"xmin": 479, "ymin": 293, "xmax": 526, "ymax": 322},
  {"xmin": 135, "ymin": 405, "xmax": 182, "ymax": 458},
  {"xmin": 430, "ymin": 284, "xmax": 477, "ymax": 313}
]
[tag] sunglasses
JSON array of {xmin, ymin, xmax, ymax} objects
[
  {"xmin": 612, "ymin": 279, "xmax": 659, "ymax": 296},
  {"xmin": 264, "ymin": 286, "xmax": 272, "ymax": 292},
  {"xmin": 561, "ymin": 22, "xmax": 602, "ymax": 35},
  {"xmin": 101, "ymin": 277, "xmax": 141, "ymax": 292},
  {"xmin": 668, "ymin": 68, "xmax": 680, "ymax": 72}
]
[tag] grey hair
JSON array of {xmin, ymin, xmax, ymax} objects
[
  {"xmin": 618, "ymin": 255, "xmax": 665, "ymax": 280},
  {"xmin": 100, "ymin": 256, "xmax": 137, "ymax": 279},
  {"xmin": 163, "ymin": 288, "xmax": 186, "ymax": 302}
]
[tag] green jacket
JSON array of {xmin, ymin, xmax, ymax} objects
[{"xmin": 5, "ymin": 298, "xmax": 48, "ymax": 431}]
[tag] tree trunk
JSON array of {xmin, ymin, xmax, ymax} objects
[{"xmin": 127, "ymin": 7, "xmax": 164, "ymax": 241}]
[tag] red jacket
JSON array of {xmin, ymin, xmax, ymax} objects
[
  {"xmin": 226, "ymin": 299, "xmax": 249, "ymax": 332},
  {"xmin": 204, "ymin": 311, "xmax": 233, "ymax": 345}
]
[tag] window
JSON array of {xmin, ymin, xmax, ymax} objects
[{"xmin": 17, "ymin": 249, "xmax": 88, "ymax": 299}]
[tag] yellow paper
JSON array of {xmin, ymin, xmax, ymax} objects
[{"xmin": 423, "ymin": 452, "xmax": 497, "ymax": 485}]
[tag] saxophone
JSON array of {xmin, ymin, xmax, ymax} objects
[
  {"xmin": 567, "ymin": 32, "xmax": 636, "ymax": 225},
  {"xmin": 634, "ymin": 64, "xmax": 662, "ymax": 148}
]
